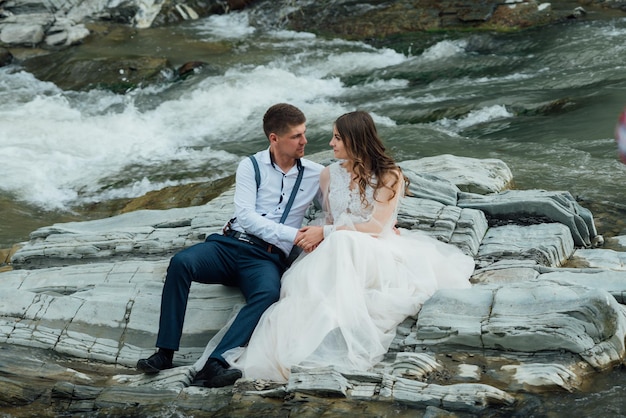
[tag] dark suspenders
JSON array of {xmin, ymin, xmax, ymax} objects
[
  {"xmin": 248, "ymin": 155, "xmax": 304, "ymax": 224},
  {"xmin": 223, "ymin": 155, "xmax": 305, "ymax": 264}
]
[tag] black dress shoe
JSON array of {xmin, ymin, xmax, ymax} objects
[
  {"xmin": 193, "ymin": 358, "xmax": 242, "ymax": 387},
  {"xmin": 193, "ymin": 358, "xmax": 221, "ymax": 384},
  {"xmin": 137, "ymin": 351, "xmax": 173, "ymax": 374}
]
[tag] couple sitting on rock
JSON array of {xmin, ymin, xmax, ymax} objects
[{"xmin": 137, "ymin": 103, "xmax": 474, "ymax": 386}]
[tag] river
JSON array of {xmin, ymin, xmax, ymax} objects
[{"xmin": 1, "ymin": 7, "xmax": 625, "ymax": 416}]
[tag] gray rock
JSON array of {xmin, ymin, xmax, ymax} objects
[
  {"xmin": 380, "ymin": 375, "xmax": 514, "ymax": 412},
  {"xmin": 398, "ymin": 197, "xmax": 488, "ymax": 257},
  {"xmin": 458, "ymin": 189, "xmax": 598, "ymax": 247},
  {"xmin": 2, "ymin": 155, "xmax": 626, "ymax": 415},
  {"xmin": 0, "ymin": 259, "xmax": 245, "ymax": 366},
  {"xmin": 0, "ymin": 46, "xmax": 13, "ymax": 66},
  {"xmin": 44, "ymin": 22, "xmax": 90, "ymax": 46},
  {"xmin": 541, "ymin": 269, "xmax": 626, "ymax": 304},
  {"xmin": 477, "ymin": 223, "xmax": 575, "ymax": 267},
  {"xmin": 408, "ymin": 280, "xmax": 626, "ymax": 371},
  {"xmin": 400, "ymin": 154, "xmax": 513, "ymax": 195},
  {"xmin": 399, "ymin": 165, "xmax": 461, "ymax": 206},
  {"xmin": 11, "ymin": 204, "xmax": 224, "ymax": 268},
  {"xmin": 0, "ymin": 23, "xmax": 45, "ymax": 45},
  {"xmin": 571, "ymin": 248, "xmax": 626, "ymax": 271}
]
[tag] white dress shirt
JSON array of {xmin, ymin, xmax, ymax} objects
[{"xmin": 229, "ymin": 148, "xmax": 323, "ymax": 255}]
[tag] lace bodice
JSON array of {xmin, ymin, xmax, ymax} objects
[{"xmin": 326, "ymin": 162, "xmax": 375, "ymax": 224}]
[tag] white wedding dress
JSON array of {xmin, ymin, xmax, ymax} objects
[{"xmin": 194, "ymin": 162, "xmax": 474, "ymax": 383}]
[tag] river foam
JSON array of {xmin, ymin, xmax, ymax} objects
[{"xmin": 0, "ymin": 12, "xmax": 410, "ymax": 211}]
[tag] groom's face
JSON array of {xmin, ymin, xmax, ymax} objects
[{"xmin": 272, "ymin": 123, "xmax": 307, "ymax": 161}]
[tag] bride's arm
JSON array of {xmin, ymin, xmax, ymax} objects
[
  {"xmin": 319, "ymin": 166, "xmax": 332, "ymax": 224},
  {"xmin": 297, "ymin": 168, "xmax": 403, "ymax": 250}
]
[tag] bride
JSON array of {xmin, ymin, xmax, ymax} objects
[{"xmin": 195, "ymin": 110, "xmax": 474, "ymax": 383}]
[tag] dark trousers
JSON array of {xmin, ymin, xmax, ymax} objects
[{"xmin": 155, "ymin": 233, "xmax": 286, "ymax": 364}]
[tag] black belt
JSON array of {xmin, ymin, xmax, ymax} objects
[{"xmin": 225, "ymin": 230, "xmax": 283, "ymax": 257}]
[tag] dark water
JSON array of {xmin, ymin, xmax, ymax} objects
[{"xmin": 1, "ymin": 5, "xmax": 626, "ymax": 417}]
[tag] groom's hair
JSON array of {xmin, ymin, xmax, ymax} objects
[{"xmin": 263, "ymin": 103, "xmax": 306, "ymax": 138}]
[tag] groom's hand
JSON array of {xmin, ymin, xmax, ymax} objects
[{"xmin": 295, "ymin": 226, "xmax": 324, "ymax": 253}]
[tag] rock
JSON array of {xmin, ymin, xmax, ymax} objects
[
  {"xmin": 477, "ymin": 223, "xmax": 575, "ymax": 267},
  {"xmin": 458, "ymin": 189, "xmax": 598, "ymax": 247},
  {"xmin": 0, "ymin": 259, "xmax": 244, "ymax": 366},
  {"xmin": 283, "ymin": 0, "xmax": 574, "ymax": 40},
  {"xmin": 0, "ymin": 47, "xmax": 13, "ymax": 66},
  {"xmin": 400, "ymin": 278, "xmax": 626, "ymax": 394},
  {"xmin": 380, "ymin": 375, "xmax": 515, "ymax": 412},
  {"xmin": 0, "ymin": 0, "xmax": 248, "ymax": 50},
  {"xmin": 287, "ymin": 367, "xmax": 351, "ymax": 397},
  {"xmin": 3, "ymin": 154, "xmax": 626, "ymax": 416},
  {"xmin": 569, "ymin": 6, "xmax": 588, "ymax": 18},
  {"xmin": 401, "ymin": 154, "xmax": 514, "ymax": 195},
  {"xmin": 44, "ymin": 21, "xmax": 90, "ymax": 47},
  {"xmin": 21, "ymin": 51, "xmax": 173, "ymax": 92},
  {"xmin": 177, "ymin": 60, "xmax": 209, "ymax": 79},
  {"xmin": 541, "ymin": 269, "xmax": 626, "ymax": 304},
  {"xmin": 489, "ymin": 0, "xmax": 554, "ymax": 29},
  {"xmin": 400, "ymin": 166, "xmax": 460, "ymax": 207},
  {"xmin": 398, "ymin": 197, "xmax": 488, "ymax": 257},
  {"xmin": 0, "ymin": 23, "xmax": 45, "ymax": 45},
  {"xmin": 570, "ymin": 248, "xmax": 626, "ymax": 270}
]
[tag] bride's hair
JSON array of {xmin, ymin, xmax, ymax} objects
[{"xmin": 334, "ymin": 111, "xmax": 408, "ymax": 206}]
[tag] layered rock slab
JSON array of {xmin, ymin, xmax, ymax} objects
[{"xmin": 1, "ymin": 155, "xmax": 623, "ymax": 415}]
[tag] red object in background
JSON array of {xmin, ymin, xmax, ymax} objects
[{"xmin": 617, "ymin": 108, "xmax": 626, "ymax": 164}]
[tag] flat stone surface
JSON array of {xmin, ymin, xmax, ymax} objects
[
  {"xmin": 1, "ymin": 155, "xmax": 624, "ymax": 415},
  {"xmin": 458, "ymin": 189, "xmax": 597, "ymax": 247},
  {"xmin": 477, "ymin": 223, "xmax": 575, "ymax": 267},
  {"xmin": 400, "ymin": 154, "xmax": 513, "ymax": 195}
]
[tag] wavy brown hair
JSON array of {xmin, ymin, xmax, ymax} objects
[{"xmin": 334, "ymin": 111, "xmax": 408, "ymax": 206}]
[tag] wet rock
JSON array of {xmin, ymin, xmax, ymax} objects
[
  {"xmin": 44, "ymin": 20, "xmax": 90, "ymax": 47},
  {"xmin": 3, "ymin": 154, "xmax": 626, "ymax": 416},
  {"xmin": 403, "ymin": 279, "xmax": 626, "ymax": 390},
  {"xmin": 1, "ymin": 0, "xmax": 620, "ymax": 95},
  {"xmin": 0, "ymin": 47, "xmax": 12, "ymax": 66},
  {"xmin": 477, "ymin": 223, "xmax": 575, "ymax": 267},
  {"xmin": 401, "ymin": 154, "xmax": 514, "ymax": 195},
  {"xmin": 282, "ymin": 0, "xmax": 573, "ymax": 40},
  {"xmin": 458, "ymin": 189, "xmax": 598, "ymax": 247},
  {"xmin": 21, "ymin": 51, "xmax": 172, "ymax": 92},
  {"xmin": 177, "ymin": 60, "xmax": 209, "ymax": 79},
  {"xmin": 489, "ymin": 1, "xmax": 554, "ymax": 29},
  {"xmin": 0, "ymin": 22, "xmax": 46, "ymax": 46},
  {"xmin": 148, "ymin": 0, "xmax": 227, "ymax": 27},
  {"xmin": 0, "ymin": 0, "xmax": 245, "ymax": 51}
]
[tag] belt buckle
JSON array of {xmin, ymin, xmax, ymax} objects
[{"xmin": 238, "ymin": 232, "xmax": 254, "ymax": 245}]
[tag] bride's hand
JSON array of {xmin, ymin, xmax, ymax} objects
[{"xmin": 295, "ymin": 225, "xmax": 324, "ymax": 252}]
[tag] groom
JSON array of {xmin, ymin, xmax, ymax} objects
[{"xmin": 137, "ymin": 103, "xmax": 324, "ymax": 387}]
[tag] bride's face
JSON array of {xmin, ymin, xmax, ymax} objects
[{"xmin": 330, "ymin": 126, "xmax": 349, "ymax": 160}]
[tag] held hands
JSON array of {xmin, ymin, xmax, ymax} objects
[
  {"xmin": 295, "ymin": 226, "xmax": 324, "ymax": 253},
  {"xmin": 294, "ymin": 225, "xmax": 398, "ymax": 252}
]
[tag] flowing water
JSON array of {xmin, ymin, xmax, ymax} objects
[{"xmin": 1, "ymin": 6, "xmax": 626, "ymax": 416}]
